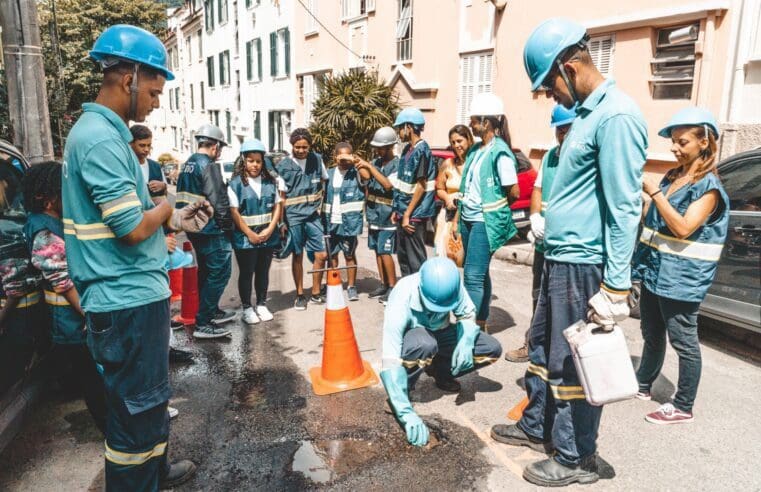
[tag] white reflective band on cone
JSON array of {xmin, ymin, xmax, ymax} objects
[{"xmin": 326, "ymin": 284, "xmax": 346, "ymax": 310}]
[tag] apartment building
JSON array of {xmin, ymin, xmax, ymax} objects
[
  {"xmin": 292, "ymin": 0, "xmax": 752, "ymax": 171},
  {"xmin": 149, "ymin": 0, "xmax": 296, "ymax": 161}
]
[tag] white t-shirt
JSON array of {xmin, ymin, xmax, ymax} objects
[
  {"xmin": 330, "ymin": 168, "xmax": 347, "ymax": 224},
  {"xmin": 295, "ymin": 157, "xmax": 329, "ymax": 180},
  {"xmin": 535, "ymin": 163, "xmax": 544, "ymax": 189},
  {"xmin": 227, "ymin": 176, "xmax": 283, "ymax": 208},
  {"xmin": 139, "ymin": 161, "xmax": 166, "ymax": 183}
]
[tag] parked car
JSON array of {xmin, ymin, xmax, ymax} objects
[
  {"xmin": 0, "ymin": 139, "xmax": 50, "ymax": 453},
  {"xmin": 701, "ymin": 148, "xmax": 761, "ymax": 332},
  {"xmin": 430, "ymin": 147, "xmax": 537, "ymax": 234}
]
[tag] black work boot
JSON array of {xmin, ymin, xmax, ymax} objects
[
  {"xmin": 523, "ymin": 455, "xmax": 599, "ymax": 487},
  {"xmin": 424, "ymin": 363, "xmax": 461, "ymax": 393},
  {"xmin": 490, "ymin": 424, "xmax": 552, "ymax": 453},
  {"xmin": 160, "ymin": 460, "xmax": 197, "ymax": 489}
]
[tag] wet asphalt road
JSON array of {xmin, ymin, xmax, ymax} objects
[{"xmin": 2, "ymin": 232, "xmax": 761, "ymax": 490}]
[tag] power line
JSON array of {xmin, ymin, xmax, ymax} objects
[{"xmin": 295, "ymin": 0, "xmax": 364, "ymax": 60}]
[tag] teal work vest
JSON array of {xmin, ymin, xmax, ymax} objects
[
  {"xmin": 366, "ymin": 156, "xmax": 398, "ymax": 230},
  {"xmin": 458, "ymin": 137, "xmax": 518, "ymax": 253},
  {"xmin": 322, "ymin": 166, "xmax": 365, "ymax": 237},
  {"xmin": 277, "ymin": 153, "xmax": 324, "ymax": 225},
  {"xmin": 228, "ymin": 176, "xmax": 280, "ymax": 250},
  {"xmin": 176, "ymin": 152, "xmax": 224, "ymax": 235},
  {"xmin": 392, "ymin": 140, "xmax": 436, "ymax": 219},
  {"xmin": 536, "ymin": 146, "xmax": 560, "ymax": 254},
  {"xmin": 633, "ymin": 172, "xmax": 729, "ymax": 302},
  {"xmin": 23, "ymin": 213, "xmax": 85, "ymax": 345}
]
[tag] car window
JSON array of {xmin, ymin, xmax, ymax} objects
[
  {"xmin": 0, "ymin": 158, "xmax": 25, "ymax": 219},
  {"xmin": 719, "ymin": 154, "xmax": 761, "ymax": 211},
  {"xmin": 224, "ymin": 162, "xmax": 235, "ymax": 173}
]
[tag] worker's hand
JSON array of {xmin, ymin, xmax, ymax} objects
[
  {"xmin": 451, "ymin": 337, "xmax": 475, "ymax": 376},
  {"xmin": 168, "ymin": 200, "xmax": 213, "ymax": 232},
  {"xmin": 279, "ymin": 223, "xmax": 288, "ymax": 239},
  {"xmin": 402, "ymin": 214, "xmax": 415, "ymax": 234},
  {"xmin": 258, "ymin": 227, "xmax": 273, "ymax": 242},
  {"xmin": 400, "ymin": 412, "xmax": 429, "ymax": 447},
  {"xmin": 450, "ymin": 223, "xmax": 459, "ymax": 241},
  {"xmin": 246, "ymin": 230, "xmax": 262, "ymax": 244},
  {"xmin": 587, "ymin": 287, "xmax": 630, "ymax": 329},
  {"xmin": 444, "ymin": 196, "xmax": 457, "ymax": 211},
  {"xmin": 165, "ymin": 233, "xmax": 177, "ymax": 253},
  {"xmin": 148, "ymin": 180, "xmax": 167, "ymax": 194},
  {"xmin": 529, "ymin": 213, "xmax": 545, "ymax": 241},
  {"xmin": 642, "ymin": 174, "xmax": 661, "ymax": 197},
  {"xmin": 390, "ymin": 213, "xmax": 398, "ymax": 225}
]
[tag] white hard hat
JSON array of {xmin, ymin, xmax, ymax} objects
[
  {"xmin": 469, "ymin": 92, "xmax": 505, "ymax": 118},
  {"xmin": 370, "ymin": 126, "xmax": 398, "ymax": 147}
]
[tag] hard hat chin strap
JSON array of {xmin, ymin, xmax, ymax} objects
[
  {"xmin": 556, "ymin": 59, "xmax": 580, "ymax": 105},
  {"xmin": 127, "ymin": 64, "xmax": 140, "ymax": 122}
]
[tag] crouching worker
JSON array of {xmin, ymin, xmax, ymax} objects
[{"xmin": 380, "ymin": 257, "xmax": 502, "ymax": 446}]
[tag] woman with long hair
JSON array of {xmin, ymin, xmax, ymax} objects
[
  {"xmin": 633, "ymin": 107, "xmax": 729, "ymax": 425},
  {"xmin": 434, "ymin": 125, "xmax": 473, "ymax": 257},
  {"xmin": 227, "ymin": 139, "xmax": 283, "ymax": 324},
  {"xmin": 456, "ymin": 93, "xmax": 520, "ymax": 332}
]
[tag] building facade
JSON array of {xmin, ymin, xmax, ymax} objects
[{"xmin": 148, "ymin": 0, "xmax": 296, "ymax": 162}]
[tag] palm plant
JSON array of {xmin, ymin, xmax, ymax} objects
[{"xmin": 308, "ymin": 70, "xmax": 400, "ymax": 164}]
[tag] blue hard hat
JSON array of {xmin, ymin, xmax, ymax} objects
[
  {"xmin": 240, "ymin": 139, "xmax": 267, "ymax": 155},
  {"xmin": 524, "ymin": 18, "xmax": 587, "ymax": 91},
  {"xmin": 658, "ymin": 107, "xmax": 720, "ymax": 139},
  {"xmin": 418, "ymin": 257, "xmax": 460, "ymax": 313},
  {"xmin": 90, "ymin": 25, "xmax": 175, "ymax": 81},
  {"xmin": 550, "ymin": 104, "xmax": 577, "ymax": 127},
  {"xmin": 393, "ymin": 108, "xmax": 425, "ymax": 127}
]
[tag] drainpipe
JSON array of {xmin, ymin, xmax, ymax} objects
[
  {"xmin": 720, "ymin": 0, "xmax": 747, "ymax": 122},
  {"xmin": 696, "ymin": 12, "xmax": 717, "ymax": 107}
]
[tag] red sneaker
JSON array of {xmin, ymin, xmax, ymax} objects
[{"xmin": 645, "ymin": 403, "xmax": 694, "ymax": 425}]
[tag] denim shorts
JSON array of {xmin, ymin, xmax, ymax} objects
[
  {"xmin": 289, "ymin": 214, "xmax": 326, "ymax": 254},
  {"xmin": 330, "ymin": 235, "xmax": 358, "ymax": 257},
  {"xmin": 368, "ymin": 228, "xmax": 396, "ymax": 254}
]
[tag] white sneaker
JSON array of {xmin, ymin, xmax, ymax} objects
[
  {"xmin": 242, "ymin": 307, "xmax": 260, "ymax": 325},
  {"xmin": 256, "ymin": 305, "xmax": 274, "ymax": 322},
  {"xmin": 168, "ymin": 406, "xmax": 179, "ymax": 419}
]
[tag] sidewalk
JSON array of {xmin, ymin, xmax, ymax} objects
[{"xmin": 494, "ymin": 239, "xmax": 534, "ymax": 266}]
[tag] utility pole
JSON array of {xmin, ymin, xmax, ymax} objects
[{"xmin": 0, "ymin": 0, "xmax": 54, "ymax": 163}]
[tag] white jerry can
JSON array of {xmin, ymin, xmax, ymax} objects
[{"xmin": 563, "ymin": 321, "xmax": 638, "ymax": 406}]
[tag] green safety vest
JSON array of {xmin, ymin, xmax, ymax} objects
[
  {"xmin": 458, "ymin": 137, "xmax": 517, "ymax": 253},
  {"xmin": 536, "ymin": 145, "xmax": 560, "ymax": 254}
]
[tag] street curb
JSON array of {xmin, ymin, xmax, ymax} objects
[{"xmin": 494, "ymin": 242, "xmax": 534, "ymax": 267}]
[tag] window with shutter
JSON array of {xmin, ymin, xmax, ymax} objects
[
  {"xmin": 200, "ymin": 82, "xmax": 205, "ymax": 109},
  {"xmin": 207, "ymin": 56, "xmax": 215, "ymax": 87},
  {"xmin": 268, "ymin": 112, "xmax": 275, "ymax": 150},
  {"xmin": 218, "ymin": 0, "xmax": 228, "ymax": 24},
  {"xmin": 256, "ymin": 39, "xmax": 263, "ymax": 81},
  {"xmin": 190, "ymin": 84, "xmax": 195, "ymax": 110},
  {"xmin": 303, "ymin": 74, "xmax": 315, "ymax": 124},
  {"xmin": 396, "ymin": 0, "xmax": 413, "ymax": 61},
  {"xmin": 284, "ymin": 29, "xmax": 291, "ymax": 77},
  {"xmin": 246, "ymin": 41, "xmax": 253, "ymax": 81},
  {"xmin": 458, "ymin": 52, "xmax": 493, "ymax": 124},
  {"xmin": 366, "ymin": 0, "xmax": 375, "ymax": 12},
  {"xmin": 205, "ymin": 0, "xmax": 214, "ymax": 32},
  {"xmin": 306, "ymin": 0, "xmax": 318, "ymax": 33},
  {"xmin": 219, "ymin": 52, "xmax": 225, "ymax": 85},
  {"xmin": 174, "ymin": 88, "xmax": 180, "ymax": 110},
  {"xmin": 270, "ymin": 32, "xmax": 277, "ymax": 77},
  {"xmin": 588, "ymin": 35, "xmax": 614, "ymax": 76},
  {"xmin": 253, "ymin": 111, "xmax": 261, "ymax": 139}
]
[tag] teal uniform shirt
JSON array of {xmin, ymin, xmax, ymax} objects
[
  {"xmin": 544, "ymin": 79, "xmax": 648, "ymax": 291},
  {"xmin": 62, "ymin": 103, "xmax": 170, "ymax": 313},
  {"xmin": 535, "ymin": 145, "xmax": 560, "ymax": 254}
]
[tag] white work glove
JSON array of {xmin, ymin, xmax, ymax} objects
[
  {"xmin": 168, "ymin": 200, "xmax": 213, "ymax": 233},
  {"xmin": 587, "ymin": 287, "xmax": 630, "ymax": 330},
  {"xmin": 529, "ymin": 213, "xmax": 545, "ymax": 241}
]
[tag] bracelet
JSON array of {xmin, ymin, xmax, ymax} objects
[{"xmin": 649, "ymin": 189, "xmax": 662, "ymax": 198}]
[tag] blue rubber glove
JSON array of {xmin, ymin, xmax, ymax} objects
[
  {"xmin": 380, "ymin": 366, "xmax": 429, "ymax": 447},
  {"xmin": 451, "ymin": 320, "xmax": 480, "ymax": 376}
]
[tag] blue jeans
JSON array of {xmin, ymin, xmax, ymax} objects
[
  {"xmin": 461, "ymin": 221, "xmax": 492, "ymax": 322},
  {"xmin": 519, "ymin": 260, "xmax": 604, "ymax": 466},
  {"xmin": 636, "ymin": 287, "xmax": 701, "ymax": 412},
  {"xmin": 188, "ymin": 233, "xmax": 232, "ymax": 326}
]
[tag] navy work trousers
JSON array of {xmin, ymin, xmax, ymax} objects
[
  {"xmin": 188, "ymin": 233, "xmax": 232, "ymax": 326},
  {"xmin": 400, "ymin": 324, "xmax": 502, "ymax": 388},
  {"xmin": 86, "ymin": 299, "xmax": 171, "ymax": 491},
  {"xmin": 519, "ymin": 260, "xmax": 604, "ymax": 466}
]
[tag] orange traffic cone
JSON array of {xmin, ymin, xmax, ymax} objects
[
  {"xmin": 173, "ymin": 242, "xmax": 199, "ymax": 327},
  {"xmin": 168, "ymin": 268, "xmax": 183, "ymax": 303},
  {"xmin": 507, "ymin": 396, "xmax": 529, "ymax": 421},
  {"xmin": 309, "ymin": 269, "xmax": 379, "ymax": 395}
]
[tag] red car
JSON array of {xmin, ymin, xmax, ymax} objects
[{"xmin": 431, "ymin": 147, "xmax": 537, "ymax": 233}]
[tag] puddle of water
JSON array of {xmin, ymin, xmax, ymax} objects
[{"xmin": 292, "ymin": 439, "xmax": 380, "ymax": 484}]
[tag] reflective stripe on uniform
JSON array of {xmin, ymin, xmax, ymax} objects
[
  {"xmin": 482, "ymin": 197, "xmax": 508, "ymax": 213},
  {"xmin": 541, "ymin": 201, "xmax": 548, "ymax": 213},
  {"xmin": 285, "ymin": 191, "xmax": 323, "ymax": 207},
  {"xmin": 394, "ymin": 179, "xmax": 436, "ymax": 195},
  {"xmin": 175, "ymin": 191, "xmax": 206, "ymax": 205},
  {"xmin": 473, "ymin": 355, "xmax": 499, "ymax": 365},
  {"xmin": 341, "ymin": 201, "xmax": 364, "ymax": 213},
  {"xmin": 369, "ymin": 224, "xmax": 397, "ymax": 231},
  {"xmin": 99, "ymin": 192, "xmax": 141, "ymax": 218},
  {"xmin": 527, "ymin": 363, "xmax": 585, "ymax": 401},
  {"xmin": 400, "ymin": 357, "xmax": 434, "ymax": 368},
  {"xmin": 62, "ymin": 219, "xmax": 115, "ymax": 240},
  {"xmin": 5, "ymin": 291, "xmax": 42, "ymax": 309},
  {"xmin": 367, "ymin": 194, "xmax": 393, "ymax": 206},
  {"xmin": 640, "ymin": 226, "xmax": 724, "ymax": 262},
  {"xmin": 425, "ymin": 180, "xmax": 436, "ymax": 192},
  {"xmin": 242, "ymin": 213, "xmax": 272, "ymax": 227},
  {"xmin": 105, "ymin": 441, "xmax": 167, "ymax": 466},
  {"xmin": 44, "ymin": 290, "xmax": 70, "ymax": 306}
]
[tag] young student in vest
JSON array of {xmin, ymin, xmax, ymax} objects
[
  {"xmin": 228, "ymin": 139, "xmax": 282, "ymax": 324},
  {"xmin": 633, "ymin": 108, "xmax": 729, "ymax": 425},
  {"xmin": 392, "ymin": 108, "xmax": 437, "ymax": 276},
  {"xmin": 20, "ymin": 161, "xmax": 108, "ymax": 434},
  {"xmin": 323, "ymin": 142, "xmax": 365, "ymax": 301},
  {"xmin": 505, "ymin": 104, "xmax": 575, "ymax": 362},
  {"xmin": 129, "ymin": 124, "xmax": 167, "ymax": 198},
  {"xmin": 277, "ymin": 128, "xmax": 329, "ymax": 310},
  {"xmin": 355, "ymin": 127, "xmax": 399, "ymax": 304}
]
